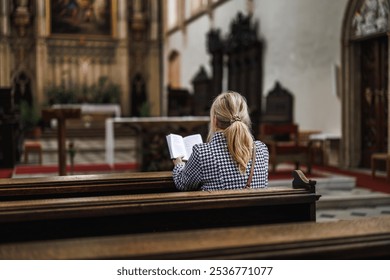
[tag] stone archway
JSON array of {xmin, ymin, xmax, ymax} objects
[{"xmin": 341, "ymin": 0, "xmax": 389, "ymax": 168}]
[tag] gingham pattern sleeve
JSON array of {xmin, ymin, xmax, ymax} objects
[{"xmin": 172, "ymin": 144, "xmax": 203, "ymax": 191}]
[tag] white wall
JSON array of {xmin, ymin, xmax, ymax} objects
[
  {"xmin": 253, "ymin": 0, "xmax": 348, "ymax": 134},
  {"xmin": 165, "ymin": 0, "xmax": 349, "ymax": 134}
]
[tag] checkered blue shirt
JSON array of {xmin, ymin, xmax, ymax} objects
[{"xmin": 173, "ymin": 132, "xmax": 269, "ymax": 191}]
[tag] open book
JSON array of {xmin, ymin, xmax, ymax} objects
[{"xmin": 166, "ymin": 133, "xmax": 203, "ymax": 160}]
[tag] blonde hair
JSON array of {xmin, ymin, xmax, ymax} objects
[{"xmin": 207, "ymin": 91, "xmax": 254, "ymax": 173}]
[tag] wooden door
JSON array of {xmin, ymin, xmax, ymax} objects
[{"xmin": 360, "ymin": 36, "xmax": 388, "ymax": 168}]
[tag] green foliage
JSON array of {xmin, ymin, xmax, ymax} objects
[
  {"xmin": 139, "ymin": 101, "xmax": 151, "ymax": 117},
  {"xmin": 89, "ymin": 76, "xmax": 121, "ymax": 104},
  {"xmin": 45, "ymin": 76, "xmax": 121, "ymax": 105},
  {"xmin": 46, "ymin": 86, "xmax": 77, "ymax": 104},
  {"xmin": 20, "ymin": 100, "xmax": 40, "ymax": 132}
]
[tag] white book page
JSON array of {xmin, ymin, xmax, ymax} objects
[
  {"xmin": 166, "ymin": 134, "xmax": 186, "ymax": 159},
  {"xmin": 183, "ymin": 134, "xmax": 203, "ymax": 160}
]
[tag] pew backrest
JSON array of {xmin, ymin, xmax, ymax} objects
[
  {"xmin": 0, "ymin": 171, "xmax": 175, "ymax": 199},
  {"xmin": 1, "ymin": 216, "xmax": 388, "ymax": 260},
  {"xmin": 0, "ymin": 187, "xmax": 320, "ymax": 243}
]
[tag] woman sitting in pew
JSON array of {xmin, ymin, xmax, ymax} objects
[{"xmin": 172, "ymin": 91, "xmax": 269, "ymax": 191}]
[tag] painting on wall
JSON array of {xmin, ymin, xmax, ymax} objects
[{"xmin": 47, "ymin": 0, "xmax": 115, "ymax": 36}]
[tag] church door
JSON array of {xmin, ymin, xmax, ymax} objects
[{"xmin": 360, "ymin": 36, "xmax": 388, "ymax": 168}]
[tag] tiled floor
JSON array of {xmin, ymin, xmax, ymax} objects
[
  {"xmin": 316, "ymin": 205, "xmax": 390, "ymax": 222},
  {"xmin": 19, "ymin": 136, "xmax": 390, "ymax": 223},
  {"xmin": 30, "ymin": 137, "xmax": 138, "ymax": 165},
  {"xmin": 14, "ymin": 136, "xmax": 138, "ymax": 178}
]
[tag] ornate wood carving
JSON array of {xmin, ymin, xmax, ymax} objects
[
  {"xmin": 352, "ymin": 0, "xmax": 389, "ymax": 37},
  {"xmin": 10, "ymin": 0, "xmax": 35, "ymax": 77},
  {"xmin": 262, "ymin": 81, "xmax": 294, "ymax": 124},
  {"xmin": 191, "ymin": 66, "xmax": 211, "ymax": 116},
  {"xmin": 167, "ymin": 86, "xmax": 192, "ymax": 116},
  {"xmin": 360, "ymin": 37, "xmax": 388, "ymax": 167},
  {"xmin": 207, "ymin": 29, "xmax": 223, "ymax": 97},
  {"xmin": 341, "ymin": 0, "xmax": 390, "ymax": 168},
  {"xmin": 203, "ymin": 12, "xmax": 263, "ymax": 129},
  {"xmin": 12, "ymin": 0, "xmax": 32, "ymax": 37},
  {"xmin": 46, "ymin": 38, "xmax": 118, "ymax": 64}
]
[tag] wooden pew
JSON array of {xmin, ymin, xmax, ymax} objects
[
  {"xmin": 0, "ymin": 187, "xmax": 319, "ymax": 243},
  {"xmin": 1, "ymin": 216, "xmax": 388, "ymax": 259},
  {"xmin": 0, "ymin": 171, "xmax": 175, "ymax": 200}
]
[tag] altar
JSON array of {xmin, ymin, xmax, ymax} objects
[
  {"xmin": 105, "ymin": 116, "xmax": 210, "ymax": 170},
  {"xmin": 53, "ymin": 104, "xmax": 121, "ymax": 118}
]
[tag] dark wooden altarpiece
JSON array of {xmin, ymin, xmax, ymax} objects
[
  {"xmin": 224, "ymin": 12, "xmax": 263, "ymax": 126},
  {"xmin": 359, "ymin": 36, "xmax": 388, "ymax": 168},
  {"xmin": 188, "ymin": 13, "xmax": 264, "ymax": 133}
]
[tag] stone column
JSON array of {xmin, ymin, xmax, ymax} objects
[
  {"xmin": 36, "ymin": 0, "xmax": 47, "ymax": 36},
  {"xmin": 0, "ymin": 0, "xmax": 10, "ymax": 36},
  {"xmin": 35, "ymin": 0, "xmax": 47, "ymax": 106},
  {"xmin": 116, "ymin": 0, "xmax": 129, "ymax": 116},
  {"xmin": 0, "ymin": 0, "xmax": 11, "ymax": 87},
  {"xmin": 148, "ymin": 0, "xmax": 162, "ymax": 116},
  {"xmin": 117, "ymin": 0, "xmax": 127, "ymax": 39}
]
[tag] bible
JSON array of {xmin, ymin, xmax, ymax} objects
[{"xmin": 166, "ymin": 133, "xmax": 203, "ymax": 160}]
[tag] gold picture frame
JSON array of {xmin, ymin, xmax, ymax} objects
[{"xmin": 46, "ymin": 0, "xmax": 117, "ymax": 37}]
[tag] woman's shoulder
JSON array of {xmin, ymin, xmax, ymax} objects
[
  {"xmin": 193, "ymin": 141, "xmax": 210, "ymax": 152},
  {"xmin": 193, "ymin": 136, "xmax": 223, "ymax": 154},
  {"xmin": 254, "ymin": 139, "xmax": 269, "ymax": 150},
  {"xmin": 188, "ymin": 140, "xmax": 205, "ymax": 155},
  {"xmin": 191, "ymin": 142, "xmax": 214, "ymax": 161}
]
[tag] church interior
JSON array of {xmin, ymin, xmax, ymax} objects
[{"xmin": 0, "ymin": 0, "xmax": 390, "ymax": 259}]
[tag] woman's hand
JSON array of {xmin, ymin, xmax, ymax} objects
[{"xmin": 173, "ymin": 157, "xmax": 184, "ymax": 166}]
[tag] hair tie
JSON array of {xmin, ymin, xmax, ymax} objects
[{"xmin": 230, "ymin": 115, "xmax": 241, "ymax": 124}]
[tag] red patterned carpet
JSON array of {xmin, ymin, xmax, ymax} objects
[{"xmin": 0, "ymin": 169, "xmax": 13, "ymax": 178}]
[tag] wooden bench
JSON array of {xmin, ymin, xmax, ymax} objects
[
  {"xmin": 0, "ymin": 171, "xmax": 175, "ymax": 200},
  {"xmin": 0, "ymin": 216, "xmax": 388, "ymax": 259},
  {"xmin": 0, "ymin": 186, "xmax": 320, "ymax": 243}
]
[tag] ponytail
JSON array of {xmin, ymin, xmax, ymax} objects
[{"xmin": 208, "ymin": 91, "xmax": 254, "ymax": 174}]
